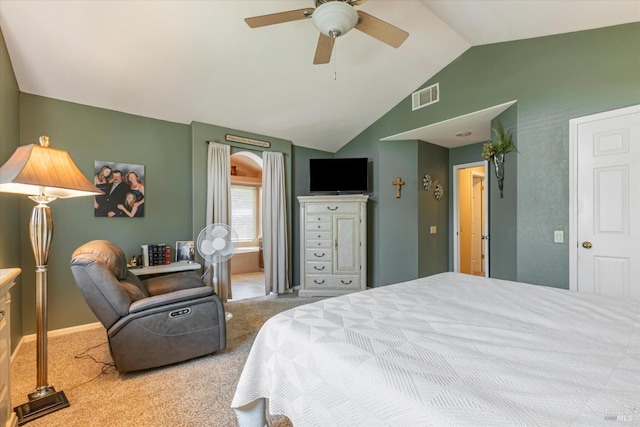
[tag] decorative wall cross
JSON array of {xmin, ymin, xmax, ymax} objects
[{"xmin": 392, "ymin": 177, "xmax": 405, "ymax": 198}]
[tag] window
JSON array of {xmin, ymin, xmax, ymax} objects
[{"xmin": 231, "ymin": 185, "xmax": 261, "ymax": 245}]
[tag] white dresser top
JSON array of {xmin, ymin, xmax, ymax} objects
[{"xmin": 0, "ymin": 268, "xmax": 21, "ymax": 292}]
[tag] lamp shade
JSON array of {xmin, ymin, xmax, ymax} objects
[{"xmin": 0, "ymin": 136, "xmax": 102, "ymax": 198}]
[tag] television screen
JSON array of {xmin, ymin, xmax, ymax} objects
[{"xmin": 309, "ymin": 158, "xmax": 368, "ymax": 193}]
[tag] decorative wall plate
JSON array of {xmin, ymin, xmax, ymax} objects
[
  {"xmin": 422, "ymin": 174, "xmax": 432, "ymax": 191},
  {"xmin": 434, "ymin": 183, "xmax": 444, "ymax": 200}
]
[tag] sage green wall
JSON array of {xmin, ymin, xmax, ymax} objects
[
  {"xmin": 336, "ymin": 136, "xmax": 450, "ymax": 286},
  {"xmin": 291, "ymin": 145, "xmax": 333, "ymax": 286},
  {"xmin": 339, "ymin": 23, "xmax": 640, "ymax": 289},
  {"xmin": 18, "ymin": 94, "xmax": 192, "ymax": 333},
  {"xmin": 489, "ymin": 108, "xmax": 518, "ymax": 280},
  {"xmin": 0, "ymin": 27, "xmax": 23, "ymax": 351},
  {"xmin": 334, "ymin": 135, "xmax": 379, "ymax": 285},
  {"xmin": 448, "ymin": 105, "xmax": 518, "ymax": 281},
  {"xmin": 5, "ymin": 23, "xmax": 639, "ymax": 336},
  {"xmin": 418, "ymin": 141, "xmax": 449, "ymax": 278},
  {"xmin": 377, "ymin": 141, "xmax": 420, "ymax": 285},
  {"xmin": 190, "ymin": 122, "xmax": 293, "ymax": 286}
]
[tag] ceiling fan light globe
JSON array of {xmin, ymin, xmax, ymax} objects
[{"xmin": 312, "ymin": 1, "xmax": 358, "ymax": 38}]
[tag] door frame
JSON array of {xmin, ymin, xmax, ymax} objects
[
  {"xmin": 568, "ymin": 104, "xmax": 640, "ymax": 292},
  {"xmin": 452, "ymin": 160, "xmax": 489, "ymax": 276}
]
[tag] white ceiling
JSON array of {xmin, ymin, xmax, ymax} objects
[
  {"xmin": 1, "ymin": 1, "xmax": 638, "ymax": 153},
  {"xmin": 381, "ymin": 100, "xmax": 517, "ymax": 148}
]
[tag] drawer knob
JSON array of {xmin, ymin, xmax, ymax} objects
[
  {"xmin": 341, "ymin": 280, "xmax": 353, "ymax": 285},
  {"xmin": 327, "ymin": 206, "xmax": 338, "ymax": 211},
  {"xmin": 314, "ymin": 280, "xmax": 326, "ymax": 285},
  {"xmin": 313, "ymin": 266, "xmax": 325, "ymax": 271},
  {"xmin": 313, "ymin": 253, "xmax": 325, "ymax": 258}
]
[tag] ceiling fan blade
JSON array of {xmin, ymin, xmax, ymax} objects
[
  {"xmin": 245, "ymin": 8, "xmax": 314, "ymax": 28},
  {"xmin": 349, "ymin": 0, "xmax": 368, "ymax": 5},
  {"xmin": 355, "ymin": 11, "xmax": 409, "ymax": 48},
  {"xmin": 313, "ymin": 33, "xmax": 334, "ymax": 65}
]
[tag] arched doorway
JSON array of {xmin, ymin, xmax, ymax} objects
[{"xmin": 229, "ymin": 151, "xmax": 265, "ymax": 300}]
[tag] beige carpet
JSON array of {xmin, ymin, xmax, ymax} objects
[{"xmin": 11, "ymin": 294, "xmax": 323, "ymax": 426}]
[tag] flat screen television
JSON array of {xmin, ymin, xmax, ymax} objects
[{"xmin": 309, "ymin": 157, "xmax": 368, "ymax": 193}]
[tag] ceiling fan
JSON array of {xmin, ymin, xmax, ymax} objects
[{"xmin": 245, "ymin": 0, "xmax": 409, "ymax": 65}]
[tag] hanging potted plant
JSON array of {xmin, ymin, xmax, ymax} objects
[{"xmin": 481, "ymin": 121, "xmax": 516, "ymax": 198}]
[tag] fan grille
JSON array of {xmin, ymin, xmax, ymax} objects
[{"xmin": 196, "ymin": 223, "xmax": 238, "ymax": 264}]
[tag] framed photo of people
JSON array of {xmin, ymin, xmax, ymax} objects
[
  {"xmin": 176, "ymin": 241, "xmax": 195, "ymax": 262},
  {"xmin": 94, "ymin": 160, "xmax": 145, "ymax": 218}
]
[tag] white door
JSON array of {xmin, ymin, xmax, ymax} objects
[
  {"xmin": 453, "ymin": 162, "xmax": 489, "ymax": 277},
  {"xmin": 470, "ymin": 173, "xmax": 485, "ymax": 276},
  {"xmin": 334, "ymin": 214, "xmax": 359, "ymax": 274},
  {"xmin": 570, "ymin": 105, "xmax": 640, "ymax": 301}
]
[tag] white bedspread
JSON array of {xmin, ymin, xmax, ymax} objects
[{"xmin": 231, "ymin": 273, "xmax": 640, "ymax": 426}]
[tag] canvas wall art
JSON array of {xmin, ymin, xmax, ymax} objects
[{"xmin": 94, "ymin": 160, "xmax": 145, "ymax": 218}]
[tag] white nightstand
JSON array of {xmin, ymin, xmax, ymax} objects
[{"xmin": 1, "ymin": 268, "xmax": 20, "ymax": 427}]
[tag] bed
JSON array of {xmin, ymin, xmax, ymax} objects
[{"xmin": 231, "ymin": 272, "xmax": 640, "ymax": 426}]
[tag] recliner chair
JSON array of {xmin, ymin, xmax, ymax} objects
[{"xmin": 70, "ymin": 240, "xmax": 226, "ymax": 372}]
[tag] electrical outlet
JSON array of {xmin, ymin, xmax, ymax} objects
[{"xmin": 554, "ymin": 230, "xmax": 564, "ymax": 243}]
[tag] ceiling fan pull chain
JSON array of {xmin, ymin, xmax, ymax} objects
[{"xmin": 333, "ymin": 37, "xmax": 337, "ymax": 80}]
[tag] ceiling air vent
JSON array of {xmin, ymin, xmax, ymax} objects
[{"xmin": 412, "ymin": 83, "xmax": 439, "ymax": 111}]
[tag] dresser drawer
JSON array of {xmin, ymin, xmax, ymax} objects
[
  {"xmin": 331, "ymin": 275, "xmax": 360, "ymax": 290},
  {"xmin": 307, "ymin": 239, "xmax": 331, "ymax": 249},
  {"xmin": 306, "ymin": 214, "xmax": 331, "ymax": 223},
  {"xmin": 305, "ymin": 275, "xmax": 360, "ymax": 290},
  {"xmin": 306, "ymin": 222, "xmax": 332, "ymax": 232},
  {"xmin": 306, "ymin": 261, "xmax": 332, "ymax": 274},
  {"xmin": 306, "ymin": 203, "xmax": 360, "ymax": 214},
  {"xmin": 306, "ymin": 249, "xmax": 332, "ymax": 261},
  {"xmin": 306, "ymin": 231, "xmax": 332, "ymax": 240}
]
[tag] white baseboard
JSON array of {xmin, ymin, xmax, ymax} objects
[{"xmin": 11, "ymin": 322, "xmax": 103, "ymax": 363}]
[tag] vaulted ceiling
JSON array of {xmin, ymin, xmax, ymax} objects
[{"xmin": 1, "ymin": 1, "xmax": 638, "ymax": 152}]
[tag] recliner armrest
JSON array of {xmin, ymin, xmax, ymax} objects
[
  {"xmin": 129, "ymin": 286, "xmax": 214, "ymax": 313},
  {"xmin": 144, "ymin": 271, "xmax": 206, "ymax": 296}
]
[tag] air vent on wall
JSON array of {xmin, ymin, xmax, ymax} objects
[{"xmin": 412, "ymin": 83, "xmax": 439, "ymax": 111}]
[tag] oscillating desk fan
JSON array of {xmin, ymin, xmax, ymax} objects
[{"xmin": 197, "ymin": 223, "xmax": 238, "ymax": 320}]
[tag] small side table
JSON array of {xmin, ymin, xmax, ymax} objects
[{"xmin": 129, "ymin": 262, "xmax": 202, "ymax": 278}]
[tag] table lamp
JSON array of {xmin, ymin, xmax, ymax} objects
[{"xmin": 0, "ymin": 136, "xmax": 102, "ymax": 424}]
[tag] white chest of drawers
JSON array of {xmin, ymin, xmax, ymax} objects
[
  {"xmin": 298, "ymin": 195, "xmax": 368, "ymax": 297},
  {"xmin": 0, "ymin": 268, "xmax": 20, "ymax": 427}
]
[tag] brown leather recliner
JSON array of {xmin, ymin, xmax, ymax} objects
[{"xmin": 70, "ymin": 240, "xmax": 226, "ymax": 372}]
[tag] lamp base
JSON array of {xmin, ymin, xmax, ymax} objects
[{"xmin": 14, "ymin": 387, "xmax": 69, "ymax": 425}]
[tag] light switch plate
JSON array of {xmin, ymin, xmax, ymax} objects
[
  {"xmin": 430, "ymin": 226, "xmax": 437, "ymax": 234},
  {"xmin": 554, "ymin": 230, "xmax": 564, "ymax": 243}
]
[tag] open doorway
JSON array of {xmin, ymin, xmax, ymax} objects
[
  {"xmin": 453, "ymin": 161, "xmax": 489, "ymax": 277},
  {"xmin": 229, "ymin": 151, "xmax": 265, "ymax": 301}
]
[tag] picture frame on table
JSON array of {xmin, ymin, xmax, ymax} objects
[{"xmin": 176, "ymin": 241, "xmax": 195, "ymax": 262}]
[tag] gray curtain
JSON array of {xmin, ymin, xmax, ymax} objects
[
  {"xmin": 206, "ymin": 142, "xmax": 232, "ymax": 302},
  {"xmin": 262, "ymin": 151, "xmax": 289, "ymax": 295}
]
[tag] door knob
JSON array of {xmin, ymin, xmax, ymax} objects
[{"xmin": 582, "ymin": 241, "xmax": 593, "ymax": 249}]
